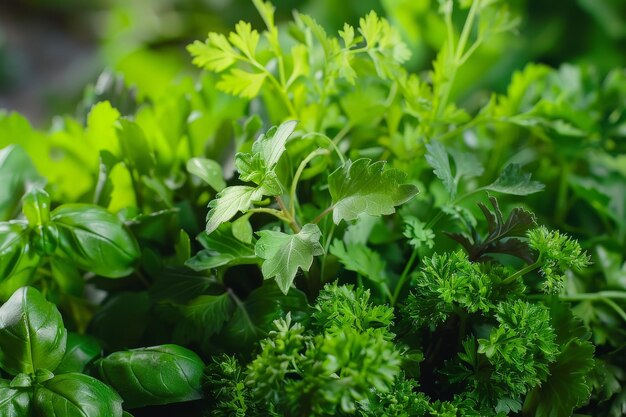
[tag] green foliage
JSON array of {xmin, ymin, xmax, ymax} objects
[
  {"xmin": 2, "ymin": 0, "xmax": 625, "ymax": 415},
  {"xmin": 94, "ymin": 345, "xmax": 205, "ymax": 408}
]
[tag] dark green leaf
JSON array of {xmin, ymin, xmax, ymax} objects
[
  {"xmin": 95, "ymin": 344, "xmax": 205, "ymax": 408},
  {"xmin": 187, "ymin": 223, "xmax": 258, "ymax": 270},
  {"xmin": 523, "ymin": 339, "xmax": 595, "ymax": 417},
  {"xmin": 328, "ymin": 158, "xmax": 418, "ymax": 223},
  {"xmin": 0, "ymin": 145, "xmax": 44, "ymax": 222},
  {"xmin": 52, "ymin": 205, "xmax": 140, "ymax": 278},
  {"xmin": 173, "ymin": 293, "xmax": 234, "ymax": 350},
  {"xmin": 0, "ymin": 221, "xmax": 39, "ymax": 283},
  {"xmin": 55, "ymin": 333, "xmax": 102, "ymax": 374},
  {"xmin": 89, "ymin": 292, "xmax": 150, "ymax": 351},
  {"xmin": 34, "ymin": 373, "xmax": 122, "ymax": 417},
  {"xmin": 0, "ymin": 287, "xmax": 66, "ymax": 375},
  {"xmin": 0, "ymin": 378, "xmax": 32, "ymax": 417}
]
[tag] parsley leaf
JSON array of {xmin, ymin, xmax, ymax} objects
[
  {"xmin": 328, "ymin": 158, "xmax": 418, "ymax": 224},
  {"xmin": 255, "ymin": 224, "xmax": 324, "ymax": 294}
]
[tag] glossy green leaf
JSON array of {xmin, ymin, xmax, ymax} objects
[
  {"xmin": 34, "ymin": 373, "xmax": 123, "ymax": 417},
  {"xmin": 0, "ymin": 286, "xmax": 67, "ymax": 375},
  {"xmin": 186, "ymin": 157, "xmax": 226, "ymax": 191},
  {"xmin": 0, "ymin": 145, "xmax": 43, "ymax": 222},
  {"xmin": 255, "ymin": 224, "xmax": 324, "ymax": 294},
  {"xmin": 0, "ymin": 221, "xmax": 39, "ymax": 283},
  {"xmin": 328, "ymin": 158, "xmax": 418, "ymax": 223},
  {"xmin": 55, "ymin": 333, "xmax": 102, "ymax": 374},
  {"xmin": 89, "ymin": 292, "xmax": 150, "ymax": 351},
  {"xmin": 0, "ymin": 378, "xmax": 32, "ymax": 417},
  {"xmin": 95, "ymin": 344, "xmax": 205, "ymax": 408},
  {"xmin": 52, "ymin": 205, "xmax": 140, "ymax": 278}
]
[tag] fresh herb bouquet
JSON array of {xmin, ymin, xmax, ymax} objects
[{"xmin": 1, "ymin": 1, "xmax": 625, "ymax": 416}]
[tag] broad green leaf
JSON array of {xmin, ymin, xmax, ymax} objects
[
  {"xmin": 523, "ymin": 339, "xmax": 595, "ymax": 417},
  {"xmin": 0, "ymin": 287, "xmax": 66, "ymax": 375},
  {"xmin": 206, "ymin": 186, "xmax": 262, "ymax": 234},
  {"xmin": 251, "ymin": 120, "xmax": 298, "ymax": 167},
  {"xmin": 116, "ymin": 119, "xmax": 154, "ymax": 176},
  {"xmin": 22, "ymin": 188, "xmax": 50, "ymax": 227},
  {"xmin": 95, "ymin": 344, "xmax": 205, "ymax": 408},
  {"xmin": 55, "ymin": 333, "xmax": 102, "ymax": 374},
  {"xmin": 186, "ymin": 157, "xmax": 225, "ymax": 192},
  {"xmin": 52, "ymin": 205, "xmax": 140, "ymax": 278},
  {"xmin": 0, "ymin": 378, "xmax": 32, "ymax": 417},
  {"xmin": 187, "ymin": 223, "xmax": 257, "ymax": 270},
  {"xmin": 328, "ymin": 158, "xmax": 418, "ymax": 223},
  {"xmin": 255, "ymin": 224, "xmax": 324, "ymax": 294},
  {"xmin": 149, "ymin": 267, "xmax": 216, "ymax": 304},
  {"xmin": 0, "ymin": 221, "xmax": 39, "ymax": 282},
  {"xmin": 0, "ymin": 145, "xmax": 43, "ymax": 221},
  {"xmin": 34, "ymin": 373, "xmax": 122, "ymax": 417},
  {"xmin": 484, "ymin": 163, "xmax": 544, "ymax": 195},
  {"xmin": 217, "ymin": 69, "xmax": 267, "ymax": 99},
  {"xmin": 174, "ymin": 293, "xmax": 234, "ymax": 350}
]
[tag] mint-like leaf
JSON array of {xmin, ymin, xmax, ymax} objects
[{"xmin": 206, "ymin": 186, "xmax": 262, "ymax": 234}]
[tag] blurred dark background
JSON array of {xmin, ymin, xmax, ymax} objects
[{"xmin": 1, "ymin": 0, "xmax": 624, "ymax": 126}]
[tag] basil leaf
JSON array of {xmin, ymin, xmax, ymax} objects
[
  {"xmin": 34, "ymin": 373, "xmax": 123, "ymax": 417},
  {"xmin": 55, "ymin": 333, "xmax": 102, "ymax": 374},
  {"xmin": 0, "ymin": 221, "xmax": 39, "ymax": 283},
  {"xmin": 0, "ymin": 378, "xmax": 32, "ymax": 417},
  {"xmin": 0, "ymin": 145, "xmax": 44, "ymax": 222},
  {"xmin": 0, "ymin": 287, "xmax": 67, "ymax": 375},
  {"xmin": 52, "ymin": 205, "xmax": 140, "ymax": 278},
  {"xmin": 95, "ymin": 344, "xmax": 205, "ymax": 408}
]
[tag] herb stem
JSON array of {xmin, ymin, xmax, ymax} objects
[
  {"xmin": 312, "ymin": 206, "xmax": 334, "ymax": 225},
  {"xmin": 502, "ymin": 260, "xmax": 542, "ymax": 285},
  {"xmin": 391, "ymin": 247, "xmax": 419, "ymax": 306},
  {"xmin": 290, "ymin": 149, "xmax": 331, "ymax": 216}
]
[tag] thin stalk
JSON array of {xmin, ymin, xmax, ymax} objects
[
  {"xmin": 502, "ymin": 260, "xmax": 542, "ymax": 285},
  {"xmin": 391, "ymin": 248, "xmax": 419, "ymax": 306},
  {"xmin": 290, "ymin": 149, "xmax": 330, "ymax": 216},
  {"xmin": 312, "ymin": 206, "xmax": 334, "ymax": 225}
]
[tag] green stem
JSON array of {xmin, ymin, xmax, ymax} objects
[
  {"xmin": 559, "ymin": 291, "xmax": 626, "ymax": 301},
  {"xmin": 391, "ymin": 248, "xmax": 419, "ymax": 306},
  {"xmin": 502, "ymin": 260, "xmax": 542, "ymax": 285},
  {"xmin": 276, "ymin": 196, "xmax": 301, "ymax": 233},
  {"xmin": 290, "ymin": 149, "xmax": 331, "ymax": 216},
  {"xmin": 312, "ymin": 206, "xmax": 334, "ymax": 225},
  {"xmin": 301, "ymin": 133, "xmax": 346, "ymax": 164}
]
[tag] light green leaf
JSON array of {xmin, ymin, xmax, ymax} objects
[
  {"xmin": 229, "ymin": 21, "xmax": 260, "ymax": 59},
  {"xmin": 235, "ymin": 152, "xmax": 283, "ymax": 195},
  {"xmin": 186, "ymin": 157, "xmax": 225, "ymax": 191},
  {"xmin": 255, "ymin": 224, "xmax": 324, "ymax": 294},
  {"xmin": 0, "ymin": 287, "xmax": 67, "ymax": 376},
  {"xmin": 328, "ymin": 158, "xmax": 418, "ymax": 224},
  {"xmin": 232, "ymin": 214, "xmax": 253, "ymax": 244},
  {"xmin": 339, "ymin": 23, "xmax": 356, "ymax": 47},
  {"xmin": 187, "ymin": 34, "xmax": 237, "ymax": 72},
  {"xmin": 252, "ymin": 120, "xmax": 298, "ymax": 168},
  {"xmin": 206, "ymin": 186, "xmax": 262, "ymax": 235},
  {"xmin": 485, "ymin": 163, "xmax": 545, "ymax": 195},
  {"xmin": 94, "ymin": 344, "xmax": 205, "ymax": 408},
  {"xmin": 217, "ymin": 69, "xmax": 267, "ymax": 98},
  {"xmin": 34, "ymin": 373, "xmax": 123, "ymax": 417}
]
